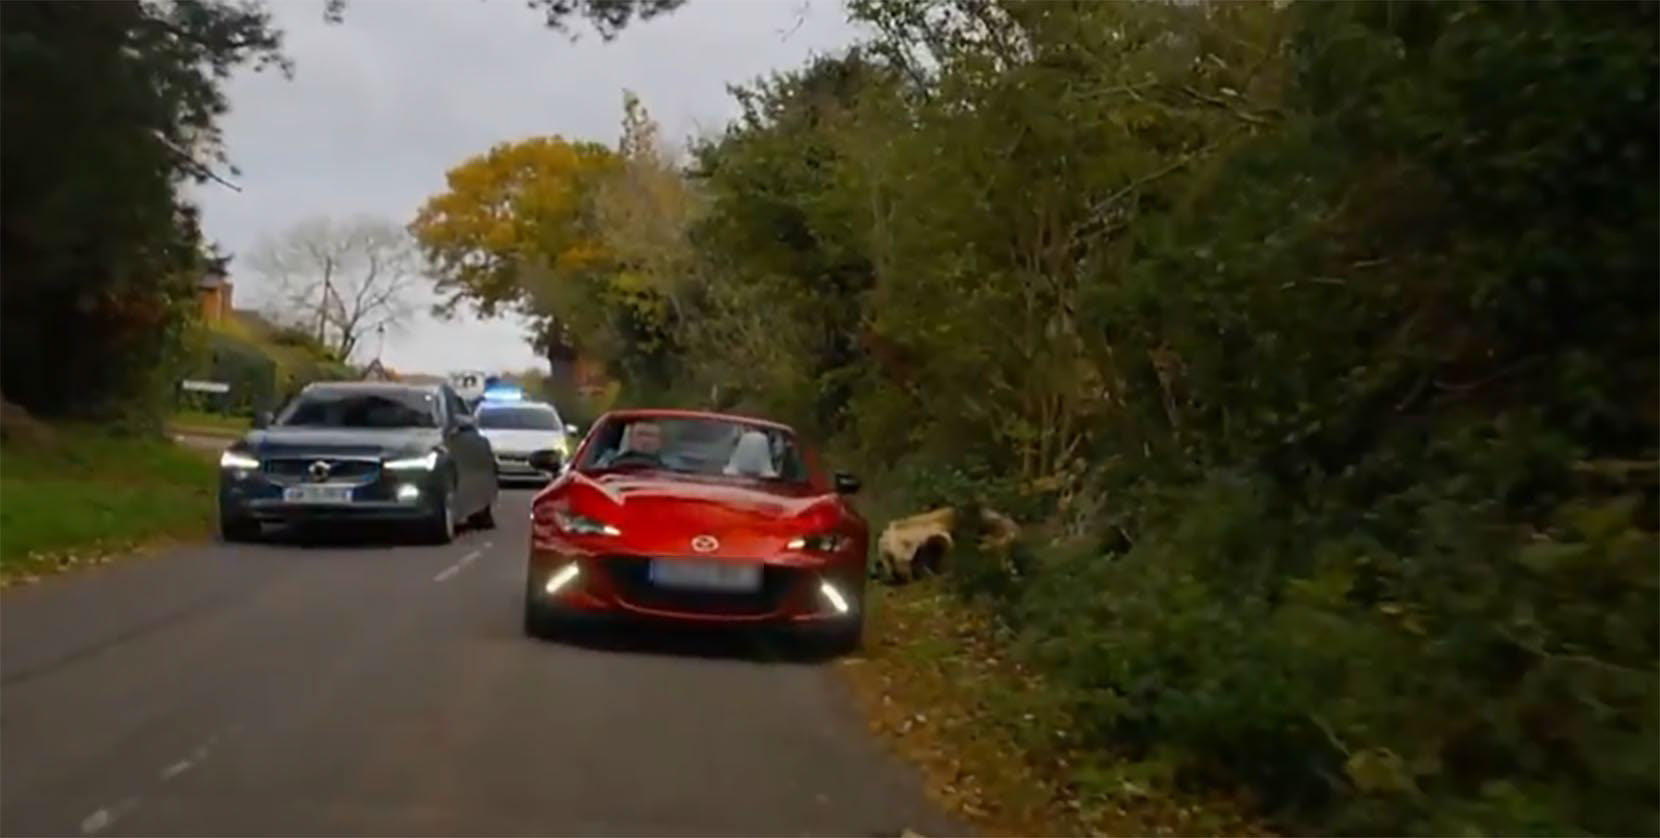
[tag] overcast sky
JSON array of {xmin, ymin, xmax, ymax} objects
[{"xmin": 191, "ymin": 0, "xmax": 865, "ymax": 375}]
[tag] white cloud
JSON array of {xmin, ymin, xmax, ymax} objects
[{"xmin": 193, "ymin": 0, "xmax": 866, "ymax": 375}]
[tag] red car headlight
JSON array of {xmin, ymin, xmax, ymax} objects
[
  {"xmin": 787, "ymin": 532, "xmax": 848, "ymax": 553},
  {"xmin": 532, "ymin": 503, "xmax": 620, "ymax": 537},
  {"xmin": 553, "ymin": 510, "xmax": 621, "ymax": 537},
  {"xmin": 531, "ymin": 504, "xmax": 620, "ymax": 549}
]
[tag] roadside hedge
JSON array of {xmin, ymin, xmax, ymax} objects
[
  {"xmin": 426, "ymin": 1, "xmax": 1660, "ymax": 833},
  {"xmin": 729, "ymin": 4, "xmax": 1655, "ymax": 833}
]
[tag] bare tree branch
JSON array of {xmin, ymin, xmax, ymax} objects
[
  {"xmin": 152, "ymin": 130, "xmax": 242, "ymax": 192},
  {"xmin": 246, "ymin": 216, "xmax": 421, "ymax": 362}
]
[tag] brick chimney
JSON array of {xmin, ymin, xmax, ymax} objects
[{"xmin": 196, "ymin": 267, "xmax": 231, "ymax": 324}]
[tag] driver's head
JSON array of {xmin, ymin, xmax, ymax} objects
[{"xmin": 627, "ymin": 421, "xmax": 663, "ymax": 455}]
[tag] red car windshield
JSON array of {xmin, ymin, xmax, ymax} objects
[{"xmin": 577, "ymin": 416, "xmax": 808, "ymax": 483}]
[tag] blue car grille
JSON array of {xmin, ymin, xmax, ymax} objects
[{"xmin": 262, "ymin": 458, "xmax": 381, "ymax": 482}]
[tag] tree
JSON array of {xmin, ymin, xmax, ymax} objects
[
  {"xmin": 680, "ymin": 50, "xmax": 895, "ymax": 433},
  {"xmin": 413, "ymin": 95, "xmax": 706, "ymax": 400},
  {"xmin": 586, "ymin": 91, "xmax": 706, "ymax": 391},
  {"xmin": 409, "ymin": 136, "xmax": 620, "ymax": 383},
  {"xmin": 0, "ymin": 0, "xmax": 676, "ymax": 421},
  {"xmin": 323, "ymin": 0, "xmax": 685, "ymax": 38},
  {"xmin": 246, "ymin": 217, "xmax": 420, "ymax": 362},
  {"xmin": 0, "ymin": 0, "xmax": 286, "ymax": 419}
]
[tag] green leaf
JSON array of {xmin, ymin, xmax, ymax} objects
[
  {"xmin": 1514, "ymin": 541, "xmax": 1585, "ymax": 575},
  {"xmin": 1345, "ymin": 747, "xmax": 1417, "ymax": 794}
]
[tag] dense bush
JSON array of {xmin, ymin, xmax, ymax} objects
[
  {"xmin": 199, "ymin": 333, "xmax": 275, "ymax": 414},
  {"xmin": 418, "ymin": 1, "xmax": 1657, "ymax": 833},
  {"xmin": 711, "ymin": 4, "xmax": 1655, "ymax": 833},
  {"xmin": 1011, "ymin": 467, "xmax": 1657, "ymax": 835}
]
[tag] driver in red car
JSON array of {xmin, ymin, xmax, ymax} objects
[{"xmin": 596, "ymin": 419, "xmax": 666, "ymax": 468}]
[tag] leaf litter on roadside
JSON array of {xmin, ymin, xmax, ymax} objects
[{"xmin": 840, "ymin": 579, "xmax": 1270, "ymax": 837}]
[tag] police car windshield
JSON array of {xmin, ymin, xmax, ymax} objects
[{"xmin": 478, "ymin": 405, "xmax": 561, "ymax": 431}]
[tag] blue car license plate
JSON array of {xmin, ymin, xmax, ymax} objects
[{"xmin": 283, "ymin": 484, "xmax": 353, "ymax": 504}]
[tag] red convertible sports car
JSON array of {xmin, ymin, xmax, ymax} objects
[{"xmin": 521, "ymin": 409, "xmax": 868, "ymax": 653}]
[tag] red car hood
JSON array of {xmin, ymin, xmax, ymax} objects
[{"xmin": 564, "ymin": 471, "xmax": 840, "ymax": 559}]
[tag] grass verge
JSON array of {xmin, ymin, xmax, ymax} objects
[
  {"xmin": 0, "ymin": 426, "xmax": 217, "ymax": 584},
  {"xmin": 840, "ymin": 580, "xmax": 1268, "ymax": 837}
]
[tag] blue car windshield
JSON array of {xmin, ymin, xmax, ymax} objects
[{"xmin": 277, "ymin": 390, "xmax": 440, "ymax": 429}]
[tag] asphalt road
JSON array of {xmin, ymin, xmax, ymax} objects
[{"xmin": 1, "ymin": 489, "xmax": 965, "ymax": 837}]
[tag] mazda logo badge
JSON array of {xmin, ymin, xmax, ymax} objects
[
  {"xmin": 691, "ymin": 535, "xmax": 719, "ymax": 553},
  {"xmin": 308, "ymin": 460, "xmax": 332, "ymax": 482}
]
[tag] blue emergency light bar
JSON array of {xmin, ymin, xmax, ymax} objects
[{"xmin": 482, "ymin": 386, "xmax": 523, "ymax": 402}]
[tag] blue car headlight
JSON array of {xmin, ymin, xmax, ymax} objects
[
  {"xmin": 220, "ymin": 450, "xmax": 260, "ymax": 470},
  {"xmin": 384, "ymin": 451, "xmax": 439, "ymax": 471}
]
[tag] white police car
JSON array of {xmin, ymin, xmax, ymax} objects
[{"xmin": 473, "ymin": 388, "xmax": 576, "ymax": 484}]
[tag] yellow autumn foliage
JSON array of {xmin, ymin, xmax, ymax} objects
[
  {"xmin": 409, "ymin": 135, "xmax": 619, "ymax": 319},
  {"xmin": 412, "ymin": 94, "xmax": 702, "ymax": 378}
]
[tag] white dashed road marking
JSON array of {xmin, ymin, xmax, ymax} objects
[
  {"xmin": 80, "ymin": 732, "xmax": 228, "ymax": 833},
  {"xmin": 158, "ymin": 737, "xmax": 216, "ymax": 782},
  {"xmin": 433, "ymin": 543, "xmax": 489, "ymax": 583},
  {"xmin": 79, "ymin": 798, "xmax": 136, "ymax": 835}
]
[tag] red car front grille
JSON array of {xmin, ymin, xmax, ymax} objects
[{"xmin": 602, "ymin": 555, "xmax": 797, "ymax": 617}]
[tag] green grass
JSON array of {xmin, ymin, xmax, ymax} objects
[
  {"xmin": 0, "ymin": 427, "xmax": 217, "ymax": 581},
  {"xmin": 168, "ymin": 408, "xmax": 251, "ymax": 435}
]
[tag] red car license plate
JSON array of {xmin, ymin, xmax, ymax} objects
[{"xmin": 648, "ymin": 560, "xmax": 762, "ymax": 592}]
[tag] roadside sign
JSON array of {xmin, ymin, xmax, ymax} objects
[{"xmin": 180, "ymin": 380, "xmax": 230, "ymax": 394}]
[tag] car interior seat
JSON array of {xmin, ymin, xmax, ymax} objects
[{"xmin": 724, "ymin": 430, "xmax": 777, "ymax": 478}]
